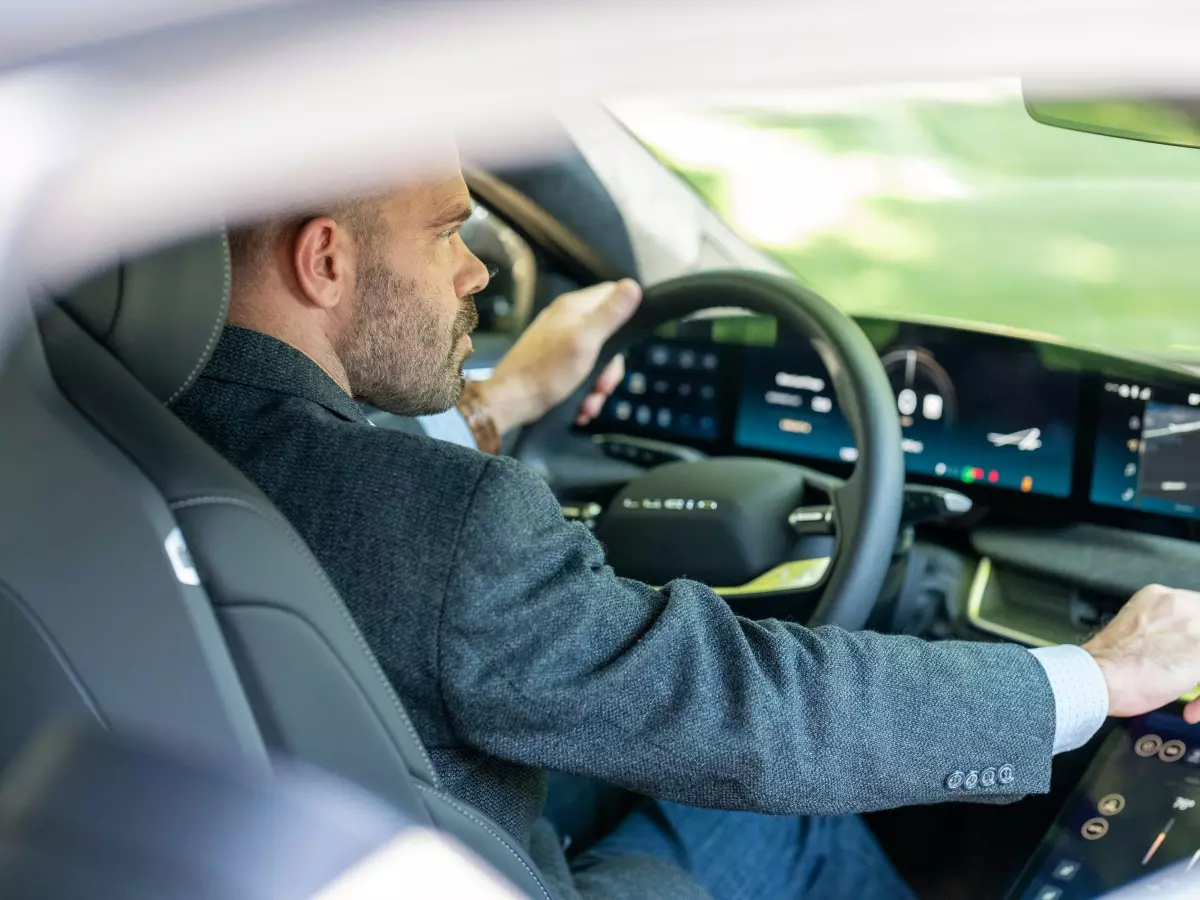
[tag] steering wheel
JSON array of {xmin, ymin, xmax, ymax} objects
[{"xmin": 524, "ymin": 270, "xmax": 904, "ymax": 631}]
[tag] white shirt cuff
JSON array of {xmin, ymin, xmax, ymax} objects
[
  {"xmin": 417, "ymin": 408, "xmax": 478, "ymax": 449},
  {"xmin": 1029, "ymin": 645, "xmax": 1110, "ymax": 755}
]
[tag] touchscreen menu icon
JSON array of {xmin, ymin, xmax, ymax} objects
[
  {"xmin": 1161, "ymin": 739, "xmax": 1187, "ymax": 762},
  {"xmin": 1136, "ymin": 734, "xmax": 1164, "ymax": 757},
  {"xmin": 1051, "ymin": 859, "xmax": 1081, "ymax": 881}
]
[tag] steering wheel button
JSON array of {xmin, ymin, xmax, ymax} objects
[{"xmin": 945, "ymin": 771, "xmax": 965, "ymax": 791}]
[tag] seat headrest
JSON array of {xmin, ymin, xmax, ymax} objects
[{"xmin": 57, "ymin": 233, "xmax": 231, "ymax": 405}]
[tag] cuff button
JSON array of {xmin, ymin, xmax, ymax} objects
[
  {"xmin": 997, "ymin": 763, "xmax": 1016, "ymax": 785},
  {"xmin": 945, "ymin": 770, "xmax": 965, "ymax": 791},
  {"xmin": 964, "ymin": 770, "xmax": 980, "ymax": 790},
  {"xmin": 980, "ymin": 767, "xmax": 997, "ymax": 788}
]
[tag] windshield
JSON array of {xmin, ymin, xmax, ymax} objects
[{"xmin": 611, "ymin": 78, "xmax": 1200, "ymax": 364}]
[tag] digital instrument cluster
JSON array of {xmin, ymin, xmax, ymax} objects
[
  {"xmin": 590, "ymin": 315, "xmax": 1200, "ymax": 529},
  {"xmin": 733, "ymin": 325, "xmax": 1081, "ymax": 498}
]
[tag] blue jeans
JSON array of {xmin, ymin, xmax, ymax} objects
[{"xmin": 543, "ymin": 775, "xmax": 914, "ymax": 900}]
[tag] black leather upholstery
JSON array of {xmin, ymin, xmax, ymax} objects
[
  {"xmin": 0, "ymin": 236, "xmax": 554, "ymax": 898},
  {"xmin": 60, "ymin": 234, "xmax": 232, "ymax": 405}
]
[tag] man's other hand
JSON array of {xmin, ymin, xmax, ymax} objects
[
  {"xmin": 1084, "ymin": 584, "xmax": 1200, "ymax": 723},
  {"xmin": 476, "ymin": 279, "xmax": 642, "ymax": 434}
]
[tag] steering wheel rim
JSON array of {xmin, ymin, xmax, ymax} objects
[{"xmin": 529, "ymin": 270, "xmax": 904, "ymax": 630}]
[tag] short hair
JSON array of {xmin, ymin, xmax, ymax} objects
[{"xmin": 226, "ymin": 197, "xmax": 386, "ymax": 299}]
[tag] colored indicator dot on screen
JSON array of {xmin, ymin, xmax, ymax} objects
[
  {"xmin": 988, "ymin": 470, "xmax": 999, "ymax": 484},
  {"xmin": 1020, "ymin": 476, "xmax": 1033, "ymax": 493},
  {"xmin": 961, "ymin": 467, "xmax": 976, "ymax": 483},
  {"xmin": 972, "ymin": 467, "xmax": 985, "ymax": 481}
]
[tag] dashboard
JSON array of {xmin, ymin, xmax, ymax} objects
[{"xmin": 588, "ymin": 314, "xmax": 1200, "ymax": 537}]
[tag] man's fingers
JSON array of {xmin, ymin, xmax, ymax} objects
[
  {"xmin": 589, "ymin": 279, "xmax": 643, "ymax": 334},
  {"xmin": 576, "ymin": 391, "xmax": 607, "ymax": 425},
  {"xmin": 1185, "ymin": 697, "xmax": 1200, "ymax": 725},
  {"xmin": 594, "ymin": 355, "xmax": 625, "ymax": 396}
]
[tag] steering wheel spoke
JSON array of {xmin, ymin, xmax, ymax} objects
[{"xmin": 787, "ymin": 505, "xmax": 834, "ymax": 536}]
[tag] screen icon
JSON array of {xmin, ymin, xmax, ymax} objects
[
  {"xmin": 923, "ymin": 393, "xmax": 944, "ymax": 420},
  {"xmin": 1161, "ymin": 740, "xmax": 1187, "ymax": 763},
  {"xmin": 1035, "ymin": 887, "xmax": 1063, "ymax": 900},
  {"xmin": 1190, "ymin": 394, "xmax": 1200, "ymax": 407},
  {"xmin": 1081, "ymin": 817, "xmax": 1109, "ymax": 840},
  {"xmin": 629, "ymin": 372, "xmax": 647, "ymax": 395},
  {"xmin": 1119, "ymin": 384, "xmax": 1131, "ymax": 398},
  {"xmin": 987, "ymin": 427, "xmax": 1043, "ymax": 451},
  {"xmin": 811, "ymin": 396, "xmax": 833, "ymax": 414},
  {"xmin": 1122, "ymin": 488, "xmax": 1136, "ymax": 502},
  {"xmin": 1136, "ymin": 734, "xmax": 1164, "ymax": 757},
  {"xmin": 1051, "ymin": 860, "xmax": 1081, "ymax": 881},
  {"xmin": 1125, "ymin": 462, "xmax": 1138, "ymax": 478},
  {"xmin": 935, "ymin": 462, "xmax": 947, "ymax": 476},
  {"xmin": 1021, "ymin": 476, "xmax": 1034, "ymax": 493},
  {"xmin": 614, "ymin": 401, "xmax": 632, "ymax": 421},
  {"xmin": 897, "ymin": 388, "xmax": 918, "ymax": 417}
]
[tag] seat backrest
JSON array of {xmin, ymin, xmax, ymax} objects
[{"xmin": 0, "ymin": 235, "xmax": 555, "ymax": 899}]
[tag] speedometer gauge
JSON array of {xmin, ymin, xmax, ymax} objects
[{"xmin": 880, "ymin": 347, "xmax": 957, "ymax": 428}]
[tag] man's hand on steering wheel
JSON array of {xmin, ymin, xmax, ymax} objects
[{"xmin": 471, "ymin": 279, "xmax": 643, "ymax": 435}]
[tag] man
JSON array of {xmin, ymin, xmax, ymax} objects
[{"xmin": 174, "ymin": 159, "xmax": 1200, "ymax": 900}]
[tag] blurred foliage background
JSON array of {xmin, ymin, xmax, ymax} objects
[{"xmin": 611, "ymin": 79, "xmax": 1200, "ymax": 363}]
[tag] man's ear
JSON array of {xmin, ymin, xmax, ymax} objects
[{"xmin": 292, "ymin": 216, "xmax": 353, "ymax": 311}]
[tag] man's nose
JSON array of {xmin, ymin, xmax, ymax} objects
[{"xmin": 457, "ymin": 244, "xmax": 491, "ymax": 298}]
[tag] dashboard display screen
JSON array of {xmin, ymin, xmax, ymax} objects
[
  {"xmin": 1091, "ymin": 381, "xmax": 1200, "ymax": 520},
  {"xmin": 1009, "ymin": 711, "xmax": 1200, "ymax": 900},
  {"xmin": 733, "ymin": 324, "xmax": 1082, "ymax": 497},
  {"xmin": 591, "ymin": 339, "xmax": 724, "ymax": 443}
]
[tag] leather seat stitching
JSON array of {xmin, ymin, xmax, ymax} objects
[
  {"xmin": 414, "ymin": 783, "xmax": 552, "ymax": 899},
  {"xmin": 169, "ymin": 493, "xmax": 439, "ymax": 785},
  {"xmin": 166, "ymin": 234, "xmax": 232, "ymax": 406}
]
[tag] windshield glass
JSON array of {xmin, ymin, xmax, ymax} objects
[{"xmin": 611, "ymin": 78, "xmax": 1200, "ymax": 364}]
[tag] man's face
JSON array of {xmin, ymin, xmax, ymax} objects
[{"xmin": 335, "ymin": 172, "xmax": 489, "ymax": 416}]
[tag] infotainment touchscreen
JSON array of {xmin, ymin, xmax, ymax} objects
[
  {"xmin": 1009, "ymin": 711, "xmax": 1200, "ymax": 899},
  {"xmin": 1091, "ymin": 380, "xmax": 1200, "ymax": 520}
]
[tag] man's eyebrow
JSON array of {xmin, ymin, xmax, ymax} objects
[{"xmin": 429, "ymin": 202, "xmax": 474, "ymax": 230}]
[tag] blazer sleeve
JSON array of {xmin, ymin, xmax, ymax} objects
[{"xmin": 437, "ymin": 455, "xmax": 1056, "ymax": 815}]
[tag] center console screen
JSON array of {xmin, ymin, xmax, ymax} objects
[
  {"xmin": 733, "ymin": 322, "xmax": 1082, "ymax": 497},
  {"xmin": 1009, "ymin": 711, "xmax": 1200, "ymax": 899},
  {"xmin": 1091, "ymin": 380, "xmax": 1200, "ymax": 520}
]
